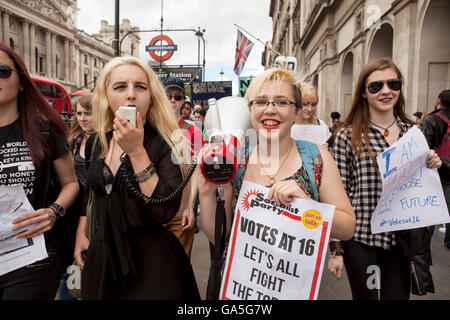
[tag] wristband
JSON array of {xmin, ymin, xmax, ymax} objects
[
  {"xmin": 134, "ymin": 163, "xmax": 156, "ymax": 183},
  {"xmin": 329, "ymin": 241, "xmax": 344, "ymax": 256}
]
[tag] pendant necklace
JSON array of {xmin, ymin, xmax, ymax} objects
[
  {"xmin": 257, "ymin": 141, "xmax": 294, "ymax": 185},
  {"xmin": 370, "ymin": 119, "xmax": 397, "ymax": 137}
]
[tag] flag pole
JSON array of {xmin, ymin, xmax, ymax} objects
[{"xmin": 234, "ymin": 23, "xmax": 283, "ymax": 57}]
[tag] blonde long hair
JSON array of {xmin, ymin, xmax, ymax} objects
[{"xmin": 92, "ymin": 56, "xmax": 188, "ymax": 175}]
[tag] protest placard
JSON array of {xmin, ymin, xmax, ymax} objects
[
  {"xmin": 219, "ymin": 180, "xmax": 334, "ymax": 300},
  {"xmin": 371, "ymin": 126, "xmax": 450, "ymax": 234},
  {"xmin": 290, "ymin": 124, "xmax": 330, "ymax": 145}
]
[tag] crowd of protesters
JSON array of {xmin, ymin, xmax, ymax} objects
[{"xmin": 0, "ymin": 41, "xmax": 448, "ymax": 301}]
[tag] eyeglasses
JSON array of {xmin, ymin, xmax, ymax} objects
[
  {"xmin": 250, "ymin": 99, "xmax": 296, "ymax": 108},
  {"xmin": 167, "ymin": 94, "xmax": 184, "ymax": 101},
  {"xmin": 0, "ymin": 63, "xmax": 15, "ymax": 79},
  {"xmin": 366, "ymin": 78, "xmax": 402, "ymax": 94}
]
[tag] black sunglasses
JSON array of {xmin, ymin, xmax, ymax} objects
[
  {"xmin": 167, "ymin": 94, "xmax": 184, "ymax": 101},
  {"xmin": 366, "ymin": 78, "xmax": 402, "ymax": 94},
  {"xmin": 0, "ymin": 63, "xmax": 15, "ymax": 79}
]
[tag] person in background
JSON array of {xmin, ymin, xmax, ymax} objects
[
  {"xmin": 56, "ymin": 93, "xmax": 95, "ymax": 300},
  {"xmin": 73, "ymin": 56, "xmax": 200, "ymax": 299},
  {"xmin": 0, "ymin": 43, "xmax": 79, "ymax": 300},
  {"xmin": 327, "ymin": 111, "xmax": 341, "ymax": 151},
  {"xmin": 414, "ymin": 110, "xmax": 426, "ymax": 125},
  {"xmin": 421, "ymin": 89, "xmax": 450, "ymax": 249},
  {"xmin": 332, "ymin": 58, "xmax": 441, "ymax": 300},
  {"xmin": 292, "ymin": 82, "xmax": 331, "ymax": 148},
  {"xmin": 164, "ymin": 77, "xmax": 204, "ymax": 258},
  {"xmin": 181, "ymin": 96, "xmax": 193, "ymax": 121},
  {"xmin": 198, "ymin": 68, "xmax": 356, "ymax": 298}
]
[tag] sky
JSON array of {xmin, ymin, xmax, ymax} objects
[{"xmin": 76, "ymin": 0, "xmax": 273, "ymax": 95}]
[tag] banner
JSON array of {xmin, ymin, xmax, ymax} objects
[
  {"xmin": 371, "ymin": 126, "xmax": 450, "ymax": 234},
  {"xmin": 220, "ymin": 180, "xmax": 334, "ymax": 300},
  {"xmin": 191, "ymin": 81, "xmax": 232, "ymax": 107}
]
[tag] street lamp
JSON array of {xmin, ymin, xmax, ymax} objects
[
  {"xmin": 195, "ymin": 27, "xmax": 206, "ymax": 80},
  {"xmin": 220, "ymin": 69, "xmax": 224, "ymax": 81}
]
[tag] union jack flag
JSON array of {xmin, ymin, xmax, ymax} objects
[{"xmin": 234, "ymin": 29, "xmax": 254, "ymax": 76}]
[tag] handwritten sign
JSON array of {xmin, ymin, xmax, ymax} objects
[
  {"xmin": 290, "ymin": 124, "xmax": 331, "ymax": 145},
  {"xmin": 371, "ymin": 126, "xmax": 450, "ymax": 234},
  {"xmin": 219, "ymin": 180, "xmax": 334, "ymax": 300}
]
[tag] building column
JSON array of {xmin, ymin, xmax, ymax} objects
[
  {"xmin": 22, "ymin": 20, "xmax": 30, "ymax": 70},
  {"xmin": 64, "ymin": 38, "xmax": 69, "ymax": 81},
  {"xmin": 29, "ymin": 23, "xmax": 36, "ymax": 74},
  {"xmin": 69, "ymin": 41, "xmax": 75, "ymax": 82},
  {"xmin": 51, "ymin": 32, "xmax": 57, "ymax": 78},
  {"xmin": 2, "ymin": 12, "xmax": 9, "ymax": 45},
  {"xmin": 45, "ymin": 30, "xmax": 51, "ymax": 77}
]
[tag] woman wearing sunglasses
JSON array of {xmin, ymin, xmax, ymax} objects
[
  {"xmin": 332, "ymin": 58, "xmax": 441, "ymax": 300},
  {"xmin": 0, "ymin": 43, "xmax": 79, "ymax": 299}
]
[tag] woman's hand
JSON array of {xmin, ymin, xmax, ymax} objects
[
  {"xmin": 74, "ymin": 217, "xmax": 89, "ymax": 269},
  {"xmin": 113, "ymin": 111, "xmax": 145, "ymax": 157},
  {"xmin": 426, "ymin": 149, "xmax": 442, "ymax": 169},
  {"xmin": 268, "ymin": 180, "xmax": 310, "ymax": 207},
  {"xmin": 12, "ymin": 207, "xmax": 57, "ymax": 238},
  {"xmin": 327, "ymin": 255, "xmax": 344, "ymax": 280},
  {"xmin": 181, "ymin": 207, "xmax": 195, "ymax": 231}
]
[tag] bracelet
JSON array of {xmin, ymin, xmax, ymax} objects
[
  {"xmin": 330, "ymin": 250, "xmax": 344, "ymax": 257},
  {"xmin": 134, "ymin": 163, "xmax": 156, "ymax": 183}
]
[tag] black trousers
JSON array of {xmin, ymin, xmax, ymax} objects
[{"xmin": 342, "ymin": 239, "xmax": 411, "ymax": 300}]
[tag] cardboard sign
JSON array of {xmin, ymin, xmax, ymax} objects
[
  {"xmin": 291, "ymin": 124, "xmax": 331, "ymax": 145},
  {"xmin": 220, "ymin": 180, "xmax": 334, "ymax": 300},
  {"xmin": 371, "ymin": 126, "xmax": 450, "ymax": 234}
]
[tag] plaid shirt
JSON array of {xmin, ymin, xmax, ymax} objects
[{"xmin": 332, "ymin": 118, "xmax": 411, "ymax": 250}]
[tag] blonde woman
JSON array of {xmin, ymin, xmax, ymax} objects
[
  {"xmin": 73, "ymin": 56, "xmax": 199, "ymax": 300},
  {"xmin": 198, "ymin": 68, "xmax": 355, "ymax": 298},
  {"xmin": 291, "ymin": 82, "xmax": 331, "ymax": 147}
]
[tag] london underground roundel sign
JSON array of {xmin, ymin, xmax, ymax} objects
[{"xmin": 146, "ymin": 34, "xmax": 177, "ymax": 62}]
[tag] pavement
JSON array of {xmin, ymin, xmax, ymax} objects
[{"xmin": 190, "ymin": 223, "xmax": 450, "ymax": 300}]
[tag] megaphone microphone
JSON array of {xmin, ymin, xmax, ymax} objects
[{"xmin": 201, "ymin": 97, "xmax": 253, "ymax": 184}]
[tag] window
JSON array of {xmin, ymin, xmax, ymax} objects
[
  {"xmin": 94, "ymin": 58, "xmax": 97, "ymax": 67},
  {"xmin": 9, "ymin": 38, "xmax": 14, "ymax": 50},
  {"xmin": 84, "ymin": 54, "xmax": 88, "ymax": 64},
  {"xmin": 56, "ymin": 55, "xmax": 59, "ymax": 78},
  {"xmin": 39, "ymin": 56, "xmax": 44, "ymax": 73},
  {"xmin": 84, "ymin": 73, "xmax": 88, "ymax": 87}
]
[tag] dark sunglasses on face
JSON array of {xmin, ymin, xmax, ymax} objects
[
  {"xmin": 366, "ymin": 78, "xmax": 402, "ymax": 94},
  {"xmin": 167, "ymin": 94, "xmax": 184, "ymax": 101},
  {"xmin": 0, "ymin": 63, "xmax": 15, "ymax": 79}
]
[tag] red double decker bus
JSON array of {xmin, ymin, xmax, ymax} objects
[{"xmin": 31, "ymin": 75, "xmax": 73, "ymax": 124}]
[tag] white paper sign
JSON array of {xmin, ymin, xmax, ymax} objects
[
  {"xmin": 291, "ymin": 124, "xmax": 331, "ymax": 145},
  {"xmin": 371, "ymin": 126, "xmax": 450, "ymax": 234},
  {"xmin": 0, "ymin": 184, "xmax": 48, "ymax": 276},
  {"xmin": 219, "ymin": 180, "xmax": 334, "ymax": 300}
]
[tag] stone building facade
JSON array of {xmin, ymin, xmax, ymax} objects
[
  {"xmin": 265, "ymin": 0, "xmax": 450, "ymax": 125},
  {"xmin": 0, "ymin": 0, "xmax": 140, "ymax": 92}
]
